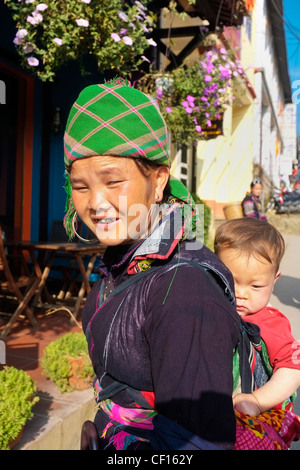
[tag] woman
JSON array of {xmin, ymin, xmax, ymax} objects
[
  {"xmin": 241, "ymin": 179, "xmax": 267, "ymax": 220},
  {"xmin": 63, "ymin": 78, "xmax": 241, "ymax": 450}
]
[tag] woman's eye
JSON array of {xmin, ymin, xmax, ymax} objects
[{"xmin": 72, "ymin": 186, "xmax": 88, "ymax": 191}]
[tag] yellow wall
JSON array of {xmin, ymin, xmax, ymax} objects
[
  {"xmin": 196, "ymin": 101, "xmax": 254, "ymax": 219},
  {"xmin": 195, "ymin": 21, "xmax": 256, "ymax": 220}
]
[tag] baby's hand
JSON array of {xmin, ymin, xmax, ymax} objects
[{"xmin": 233, "ymin": 393, "xmax": 261, "ymax": 416}]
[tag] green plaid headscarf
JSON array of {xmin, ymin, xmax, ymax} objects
[{"xmin": 63, "ymin": 78, "xmax": 198, "ymax": 238}]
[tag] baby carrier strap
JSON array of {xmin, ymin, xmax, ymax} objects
[{"xmin": 90, "ymin": 256, "xmax": 240, "ymax": 405}]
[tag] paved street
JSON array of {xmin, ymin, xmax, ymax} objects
[{"xmin": 270, "ymin": 233, "xmax": 300, "ymax": 450}]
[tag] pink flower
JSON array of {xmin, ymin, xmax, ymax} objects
[
  {"xmin": 16, "ymin": 29, "xmax": 28, "ymax": 39},
  {"xmin": 123, "ymin": 36, "xmax": 133, "ymax": 46},
  {"xmin": 76, "ymin": 19, "xmax": 89, "ymax": 27},
  {"xmin": 204, "ymin": 75, "xmax": 212, "ymax": 82},
  {"xmin": 147, "ymin": 38, "xmax": 157, "ymax": 47},
  {"xmin": 196, "ymin": 125, "xmax": 202, "ymax": 132},
  {"xmin": 186, "ymin": 95, "xmax": 195, "ymax": 102},
  {"xmin": 53, "ymin": 38, "xmax": 63, "ymax": 46},
  {"xmin": 36, "ymin": 3, "xmax": 48, "ymax": 11},
  {"xmin": 111, "ymin": 33, "xmax": 121, "ymax": 42},
  {"xmin": 165, "ymin": 107, "xmax": 172, "ymax": 113}
]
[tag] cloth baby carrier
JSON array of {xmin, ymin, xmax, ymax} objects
[{"xmin": 80, "ymin": 255, "xmax": 268, "ymax": 450}]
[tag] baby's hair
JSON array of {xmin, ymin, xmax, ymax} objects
[{"xmin": 214, "ymin": 218, "xmax": 285, "ymax": 272}]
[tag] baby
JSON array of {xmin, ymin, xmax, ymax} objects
[{"xmin": 214, "ymin": 217, "xmax": 300, "ymax": 416}]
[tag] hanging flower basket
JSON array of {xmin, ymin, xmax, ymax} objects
[
  {"xmin": 138, "ymin": 46, "xmax": 249, "ymax": 147},
  {"xmin": 5, "ymin": 0, "xmax": 157, "ymax": 81}
]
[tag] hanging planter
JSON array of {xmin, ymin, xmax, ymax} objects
[
  {"xmin": 5, "ymin": 0, "xmax": 157, "ymax": 81},
  {"xmin": 138, "ymin": 46, "xmax": 249, "ymax": 147}
]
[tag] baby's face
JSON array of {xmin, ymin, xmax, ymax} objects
[{"xmin": 218, "ymin": 249, "xmax": 280, "ymax": 316}]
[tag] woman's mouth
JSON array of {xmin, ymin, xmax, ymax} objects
[{"xmin": 94, "ymin": 217, "xmax": 120, "ymax": 232}]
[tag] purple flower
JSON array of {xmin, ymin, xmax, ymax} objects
[
  {"xmin": 23, "ymin": 42, "xmax": 34, "ymax": 53},
  {"xmin": 196, "ymin": 125, "xmax": 202, "ymax": 132},
  {"xmin": 165, "ymin": 107, "xmax": 172, "ymax": 113},
  {"xmin": 27, "ymin": 56, "xmax": 39, "ymax": 66},
  {"xmin": 16, "ymin": 28, "xmax": 28, "ymax": 39},
  {"xmin": 204, "ymin": 75, "xmax": 212, "ymax": 82},
  {"xmin": 120, "ymin": 28, "xmax": 127, "ymax": 35},
  {"xmin": 118, "ymin": 11, "xmax": 128, "ymax": 22},
  {"xmin": 13, "ymin": 37, "xmax": 23, "ymax": 45},
  {"xmin": 141, "ymin": 55, "xmax": 150, "ymax": 63},
  {"xmin": 219, "ymin": 65, "xmax": 231, "ymax": 79}
]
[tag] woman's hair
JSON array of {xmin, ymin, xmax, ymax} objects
[
  {"xmin": 134, "ymin": 158, "xmax": 171, "ymax": 202},
  {"xmin": 214, "ymin": 218, "xmax": 285, "ymax": 271}
]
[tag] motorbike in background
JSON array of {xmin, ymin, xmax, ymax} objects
[{"xmin": 266, "ymin": 187, "xmax": 300, "ymax": 214}]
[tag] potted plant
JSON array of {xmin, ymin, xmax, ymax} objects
[
  {"xmin": 0, "ymin": 366, "xmax": 39, "ymax": 450},
  {"xmin": 41, "ymin": 331, "xmax": 94, "ymax": 393},
  {"xmin": 138, "ymin": 45, "xmax": 249, "ymax": 147},
  {"xmin": 5, "ymin": 0, "xmax": 157, "ymax": 82}
]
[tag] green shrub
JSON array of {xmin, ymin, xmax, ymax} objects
[
  {"xmin": 0, "ymin": 366, "xmax": 39, "ymax": 450},
  {"xmin": 41, "ymin": 332, "xmax": 94, "ymax": 393}
]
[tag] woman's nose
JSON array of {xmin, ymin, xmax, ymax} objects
[{"xmin": 88, "ymin": 189, "xmax": 110, "ymax": 211}]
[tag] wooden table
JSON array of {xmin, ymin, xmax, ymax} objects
[{"xmin": 6, "ymin": 240, "xmax": 106, "ymax": 320}]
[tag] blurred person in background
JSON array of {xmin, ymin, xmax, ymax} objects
[{"xmin": 242, "ymin": 179, "xmax": 267, "ymax": 220}]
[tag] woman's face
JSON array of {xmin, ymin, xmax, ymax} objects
[{"xmin": 70, "ymin": 156, "xmax": 169, "ymax": 246}]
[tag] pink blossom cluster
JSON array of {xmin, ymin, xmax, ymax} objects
[{"xmin": 160, "ymin": 47, "xmax": 247, "ymax": 136}]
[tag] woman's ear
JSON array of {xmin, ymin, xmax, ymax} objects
[{"xmin": 155, "ymin": 166, "xmax": 170, "ymax": 202}]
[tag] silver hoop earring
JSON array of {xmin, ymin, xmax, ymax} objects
[{"xmin": 72, "ymin": 212, "xmax": 98, "ymax": 244}]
